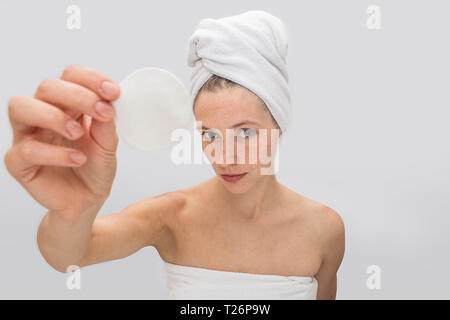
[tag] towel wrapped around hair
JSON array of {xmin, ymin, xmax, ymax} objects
[{"xmin": 186, "ymin": 10, "xmax": 292, "ymax": 133}]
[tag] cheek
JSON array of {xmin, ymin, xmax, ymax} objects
[
  {"xmin": 202, "ymin": 140, "xmax": 226, "ymax": 164},
  {"xmin": 254, "ymin": 131, "xmax": 279, "ymax": 168},
  {"xmin": 202, "ymin": 141, "xmax": 215, "ymax": 161}
]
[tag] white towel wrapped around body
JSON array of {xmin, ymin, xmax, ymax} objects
[
  {"xmin": 187, "ymin": 10, "xmax": 292, "ymax": 133},
  {"xmin": 164, "ymin": 261, "xmax": 318, "ymax": 300}
]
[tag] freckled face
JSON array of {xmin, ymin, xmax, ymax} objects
[{"xmin": 194, "ymin": 85, "xmax": 280, "ymax": 194}]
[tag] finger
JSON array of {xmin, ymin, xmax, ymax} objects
[
  {"xmin": 6, "ymin": 139, "xmax": 87, "ymax": 176},
  {"xmin": 60, "ymin": 64, "xmax": 120, "ymax": 101},
  {"xmin": 34, "ymin": 78, "xmax": 115, "ymax": 122},
  {"xmin": 90, "ymin": 116, "xmax": 119, "ymax": 153},
  {"xmin": 8, "ymin": 96, "xmax": 85, "ymax": 141}
]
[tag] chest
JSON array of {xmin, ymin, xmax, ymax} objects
[{"xmin": 164, "ymin": 209, "xmax": 322, "ymax": 277}]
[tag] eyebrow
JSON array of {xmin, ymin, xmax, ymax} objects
[{"xmin": 200, "ymin": 120, "xmax": 260, "ymax": 130}]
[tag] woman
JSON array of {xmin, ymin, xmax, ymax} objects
[{"xmin": 4, "ymin": 11, "xmax": 344, "ymax": 299}]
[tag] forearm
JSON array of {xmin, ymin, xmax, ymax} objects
[{"xmin": 37, "ymin": 200, "xmax": 104, "ymax": 273}]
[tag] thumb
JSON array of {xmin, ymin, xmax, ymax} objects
[{"xmin": 89, "ymin": 116, "xmax": 119, "ymax": 153}]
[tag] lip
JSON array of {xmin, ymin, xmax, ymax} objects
[{"xmin": 220, "ymin": 173, "xmax": 247, "ymax": 183}]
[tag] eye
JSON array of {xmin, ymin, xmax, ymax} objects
[
  {"xmin": 202, "ymin": 130, "xmax": 218, "ymax": 140},
  {"xmin": 236, "ymin": 128, "xmax": 257, "ymax": 138}
]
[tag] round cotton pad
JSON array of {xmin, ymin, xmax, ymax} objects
[{"xmin": 112, "ymin": 67, "xmax": 192, "ymax": 151}]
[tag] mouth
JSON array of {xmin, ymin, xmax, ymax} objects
[{"xmin": 220, "ymin": 173, "xmax": 247, "ymax": 183}]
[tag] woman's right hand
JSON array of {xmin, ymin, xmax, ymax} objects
[{"xmin": 4, "ymin": 65, "xmax": 121, "ymax": 219}]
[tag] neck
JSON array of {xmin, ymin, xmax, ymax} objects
[{"xmin": 213, "ymin": 174, "xmax": 281, "ymax": 222}]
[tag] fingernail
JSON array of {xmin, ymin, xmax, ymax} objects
[
  {"xmin": 100, "ymin": 81, "xmax": 118, "ymax": 97},
  {"xmin": 70, "ymin": 152, "xmax": 86, "ymax": 164},
  {"xmin": 94, "ymin": 101, "xmax": 115, "ymax": 119},
  {"xmin": 66, "ymin": 120, "xmax": 83, "ymax": 138}
]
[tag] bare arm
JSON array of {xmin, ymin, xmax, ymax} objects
[
  {"xmin": 37, "ymin": 192, "xmax": 179, "ymax": 273},
  {"xmin": 314, "ymin": 206, "xmax": 345, "ymax": 300},
  {"xmin": 5, "ymin": 64, "xmax": 182, "ymax": 274}
]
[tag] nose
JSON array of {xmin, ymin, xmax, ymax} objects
[{"xmin": 219, "ymin": 130, "xmax": 246, "ymax": 165}]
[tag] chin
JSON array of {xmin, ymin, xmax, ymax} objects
[{"xmin": 222, "ymin": 183, "xmax": 250, "ymax": 194}]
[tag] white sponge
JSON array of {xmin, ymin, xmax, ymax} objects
[{"xmin": 112, "ymin": 67, "xmax": 192, "ymax": 151}]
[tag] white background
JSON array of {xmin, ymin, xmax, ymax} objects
[{"xmin": 0, "ymin": 0, "xmax": 449, "ymax": 299}]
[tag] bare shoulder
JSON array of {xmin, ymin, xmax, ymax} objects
[
  {"xmin": 282, "ymin": 185, "xmax": 345, "ymax": 247},
  {"xmin": 137, "ymin": 177, "xmax": 212, "ymax": 230},
  {"xmin": 144, "ymin": 190, "xmax": 188, "ymax": 225},
  {"xmin": 142, "ymin": 183, "xmax": 210, "ymax": 260},
  {"xmin": 123, "ymin": 190, "xmax": 187, "ymax": 220},
  {"xmin": 313, "ymin": 203, "xmax": 345, "ymax": 247},
  {"xmin": 301, "ymin": 198, "xmax": 344, "ymax": 262},
  {"xmin": 146, "ymin": 181, "xmax": 209, "ymax": 225},
  {"xmin": 152, "ymin": 190, "xmax": 188, "ymax": 212},
  {"xmin": 115, "ymin": 190, "xmax": 187, "ymax": 249}
]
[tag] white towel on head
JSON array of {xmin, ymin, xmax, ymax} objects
[{"xmin": 187, "ymin": 10, "xmax": 292, "ymax": 133}]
